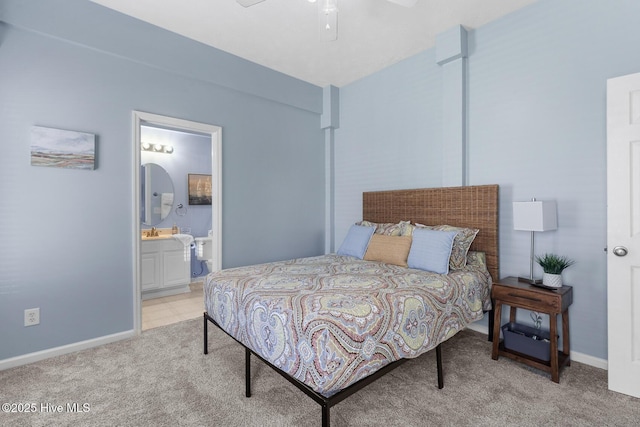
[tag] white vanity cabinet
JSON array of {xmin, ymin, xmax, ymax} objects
[{"xmin": 141, "ymin": 238, "xmax": 191, "ymax": 299}]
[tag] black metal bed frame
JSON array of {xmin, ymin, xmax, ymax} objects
[{"xmin": 204, "ymin": 312, "xmax": 443, "ymax": 427}]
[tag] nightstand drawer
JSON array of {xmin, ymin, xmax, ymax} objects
[{"xmin": 492, "ymin": 284, "xmax": 560, "ymax": 312}]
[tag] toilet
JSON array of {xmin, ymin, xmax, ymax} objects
[{"xmin": 194, "ymin": 235, "xmax": 213, "ymax": 272}]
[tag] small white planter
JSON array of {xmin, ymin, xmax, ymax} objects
[{"xmin": 542, "ymin": 273, "xmax": 563, "ymax": 288}]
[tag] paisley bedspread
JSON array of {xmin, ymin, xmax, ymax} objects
[{"xmin": 204, "ymin": 254, "xmax": 492, "ymax": 397}]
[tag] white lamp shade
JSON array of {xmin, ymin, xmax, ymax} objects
[{"xmin": 513, "ymin": 201, "xmax": 558, "ymax": 232}]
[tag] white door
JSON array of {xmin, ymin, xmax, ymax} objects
[{"xmin": 607, "ymin": 72, "xmax": 640, "ymax": 398}]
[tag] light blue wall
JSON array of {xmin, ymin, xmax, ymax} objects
[
  {"xmin": 0, "ymin": 0, "xmax": 324, "ymax": 360},
  {"xmin": 467, "ymin": 0, "xmax": 640, "ymax": 360},
  {"xmin": 335, "ymin": 48, "xmax": 444, "ymax": 235},
  {"xmin": 335, "ymin": 0, "xmax": 640, "ymax": 361}
]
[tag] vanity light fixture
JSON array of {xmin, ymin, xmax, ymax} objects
[{"xmin": 141, "ymin": 142, "xmax": 174, "ymax": 154}]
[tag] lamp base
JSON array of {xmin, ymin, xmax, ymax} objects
[{"xmin": 518, "ymin": 276, "xmax": 542, "ymax": 285}]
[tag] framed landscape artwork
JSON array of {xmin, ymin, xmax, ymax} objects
[
  {"xmin": 30, "ymin": 126, "xmax": 96, "ymax": 170},
  {"xmin": 188, "ymin": 173, "xmax": 212, "ymax": 205}
]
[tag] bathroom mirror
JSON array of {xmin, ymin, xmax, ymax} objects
[{"xmin": 140, "ymin": 163, "xmax": 174, "ymax": 226}]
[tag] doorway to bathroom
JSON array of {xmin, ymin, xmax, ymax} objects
[{"xmin": 133, "ymin": 111, "xmax": 222, "ymax": 333}]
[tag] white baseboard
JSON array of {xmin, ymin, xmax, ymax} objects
[
  {"xmin": 571, "ymin": 351, "xmax": 608, "ymax": 370},
  {"xmin": 465, "ymin": 323, "xmax": 608, "ymax": 371},
  {"xmin": 0, "ymin": 329, "xmax": 136, "ymax": 371}
]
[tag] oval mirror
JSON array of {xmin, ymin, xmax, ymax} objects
[{"xmin": 140, "ymin": 163, "xmax": 174, "ymax": 226}]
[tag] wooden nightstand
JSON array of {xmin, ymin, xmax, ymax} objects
[{"xmin": 491, "ymin": 276, "xmax": 573, "ymax": 383}]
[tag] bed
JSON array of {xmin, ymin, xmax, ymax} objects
[{"xmin": 203, "ymin": 184, "xmax": 499, "ymax": 426}]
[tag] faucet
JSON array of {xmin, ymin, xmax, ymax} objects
[{"xmin": 151, "ymin": 227, "xmax": 158, "ymax": 237}]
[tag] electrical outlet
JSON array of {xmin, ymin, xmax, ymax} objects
[{"xmin": 24, "ymin": 308, "xmax": 40, "ymax": 326}]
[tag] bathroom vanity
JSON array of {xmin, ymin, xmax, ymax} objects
[{"xmin": 141, "ymin": 237, "xmax": 191, "ymax": 300}]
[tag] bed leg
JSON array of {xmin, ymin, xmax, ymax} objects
[
  {"xmin": 245, "ymin": 348, "xmax": 252, "ymax": 398},
  {"xmin": 436, "ymin": 344, "xmax": 444, "ymax": 389},
  {"xmin": 203, "ymin": 313, "xmax": 208, "ymax": 355},
  {"xmin": 322, "ymin": 404, "xmax": 330, "ymax": 427}
]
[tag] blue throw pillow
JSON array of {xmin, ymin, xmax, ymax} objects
[
  {"xmin": 337, "ymin": 225, "xmax": 375, "ymax": 259},
  {"xmin": 407, "ymin": 228, "xmax": 457, "ymax": 274}
]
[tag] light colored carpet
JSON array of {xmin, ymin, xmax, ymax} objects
[{"xmin": 2, "ymin": 317, "xmax": 638, "ymax": 426}]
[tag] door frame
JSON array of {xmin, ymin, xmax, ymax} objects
[{"xmin": 132, "ymin": 111, "xmax": 222, "ymax": 334}]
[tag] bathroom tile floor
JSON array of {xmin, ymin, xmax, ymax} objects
[{"xmin": 142, "ymin": 281, "xmax": 204, "ymax": 331}]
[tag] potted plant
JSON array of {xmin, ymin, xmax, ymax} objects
[{"xmin": 535, "ymin": 253, "xmax": 575, "ymax": 288}]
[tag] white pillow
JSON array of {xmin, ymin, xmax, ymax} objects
[{"xmin": 407, "ymin": 228, "xmax": 457, "ymax": 274}]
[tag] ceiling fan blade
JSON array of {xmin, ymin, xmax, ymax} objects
[
  {"xmin": 237, "ymin": 0, "xmax": 266, "ymax": 7},
  {"xmin": 386, "ymin": 0, "xmax": 418, "ymax": 7}
]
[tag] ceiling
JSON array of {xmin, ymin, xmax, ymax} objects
[{"xmin": 90, "ymin": 0, "xmax": 537, "ymax": 87}]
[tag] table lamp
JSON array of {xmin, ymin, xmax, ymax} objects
[{"xmin": 513, "ymin": 199, "xmax": 557, "ymax": 284}]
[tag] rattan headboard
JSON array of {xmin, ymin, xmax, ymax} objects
[{"xmin": 363, "ymin": 184, "xmax": 499, "ymax": 281}]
